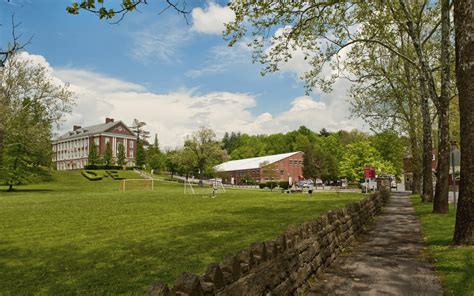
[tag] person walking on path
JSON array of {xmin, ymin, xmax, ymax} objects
[{"xmin": 307, "ymin": 192, "xmax": 442, "ymax": 295}]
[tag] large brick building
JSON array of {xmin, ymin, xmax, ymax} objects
[
  {"xmin": 52, "ymin": 118, "xmax": 137, "ymax": 170},
  {"xmin": 214, "ymin": 151, "xmax": 304, "ymax": 185}
]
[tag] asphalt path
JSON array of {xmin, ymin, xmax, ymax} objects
[{"xmin": 306, "ymin": 192, "xmax": 443, "ymax": 296}]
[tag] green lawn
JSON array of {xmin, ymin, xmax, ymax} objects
[
  {"xmin": 411, "ymin": 196, "xmax": 474, "ymax": 296},
  {"xmin": 0, "ymin": 171, "xmax": 364, "ymax": 295}
]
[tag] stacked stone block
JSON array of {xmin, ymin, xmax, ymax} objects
[{"xmin": 147, "ymin": 190, "xmax": 390, "ymax": 296}]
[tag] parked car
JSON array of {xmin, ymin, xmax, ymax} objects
[
  {"xmin": 391, "ymin": 179, "xmax": 397, "ymax": 188},
  {"xmin": 360, "ymin": 180, "xmax": 377, "ymax": 192},
  {"xmin": 297, "ymin": 180, "xmax": 313, "ymax": 188}
]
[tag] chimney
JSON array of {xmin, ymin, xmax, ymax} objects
[
  {"xmin": 73, "ymin": 125, "xmax": 82, "ymax": 131},
  {"xmin": 106, "ymin": 118, "xmax": 114, "ymax": 124}
]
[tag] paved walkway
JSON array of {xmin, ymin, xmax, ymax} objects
[{"xmin": 307, "ymin": 192, "xmax": 443, "ymax": 295}]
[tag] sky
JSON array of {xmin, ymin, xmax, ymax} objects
[{"xmin": 0, "ymin": 0, "xmax": 365, "ymax": 148}]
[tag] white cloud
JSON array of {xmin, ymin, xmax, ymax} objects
[
  {"xmin": 266, "ymin": 27, "xmax": 313, "ymax": 78},
  {"xmin": 290, "ymin": 96, "xmax": 326, "ymax": 112},
  {"xmin": 19, "ymin": 52, "xmax": 364, "ymax": 148},
  {"xmin": 185, "ymin": 41, "xmax": 251, "ymax": 78},
  {"xmin": 131, "ymin": 23, "xmax": 191, "ymax": 63},
  {"xmin": 191, "ymin": 2, "xmax": 235, "ymax": 35}
]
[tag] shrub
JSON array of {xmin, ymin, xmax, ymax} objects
[
  {"xmin": 106, "ymin": 170, "xmax": 125, "ymax": 180},
  {"xmin": 279, "ymin": 181, "xmax": 290, "ymax": 189},
  {"xmin": 266, "ymin": 181, "xmax": 278, "ymax": 189},
  {"xmin": 81, "ymin": 170, "xmax": 102, "ymax": 181},
  {"xmin": 125, "ymin": 166, "xmax": 141, "ymax": 171},
  {"xmin": 83, "ymin": 164, "xmax": 97, "ymax": 170},
  {"xmin": 258, "ymin": 183, "xmax": 266, "ymax": 189},
  {"xmin": 84, "ymin": 165, "xmax": 123, "ymax": 170}
]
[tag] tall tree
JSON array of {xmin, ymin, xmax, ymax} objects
[
  {"xmin": 177, "ymin": 147, "xmax": 197, "ymax": 180},
  {"xmin": 225, "ymin": 1, "xmax": 453, "ymax": 204},
  {"xmin": 1, "ymin": 100, "xmax": 52, "ymax": 191},
  {"xmin": 302, "ymin": 143, "xmax": 338, "ymax": 182},
  {"xmin": 348, "ymin": 29, "xmax": 424, "ymax": 194},
  {"xmin": 117, "ymin": 143, "xmax": 126, "ymax": 167},
  {"xmin": 146, "ymin": 134, "xmax": 162, "ymax": 171},
  {"xmin": 339, "ymin": 140, "xmax": 396, "ymax": 181},
  {"xmin": 184, "ymin": 127, "xmax": 227, "ymax": 184},
  {"xmin": 103, "ymin": 141, "xmax": 113, "ymax": 166},
  {"xmin": 453, "ymin": 0, "xmax": 474, "ymax": 245},
  {"xmin": 135, "ymin": 140, "xmax": 145, "ymax": 168},
  {"xmin": 370, "ymin": 131, "xmax": 405, "ymax": 178},
  {"xmin": 130, "ymin": 119, "xmax": 150, "ymax": 142},
  {"xmin": 88, "ymin": 141, "xmax": 99, "ymax": 166},
  {"xmin": 433, "ymin": 0, "xmax": 452, "ymax": 213},
  {"xmin": 0, "ymin": 53, "xmax": 73, "ymax": 190},
  {"xmin": 164, "ymin": 149, "xmax": 180, "ymax": 180}
]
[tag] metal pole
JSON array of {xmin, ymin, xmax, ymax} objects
[{"xmin": 452, "ymin": 146, "xmax": 457, "ymax": 210}]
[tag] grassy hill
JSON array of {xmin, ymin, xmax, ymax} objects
[{"xmin": 0, "ymin": 170, "xmax": 364, "ymax": 294}]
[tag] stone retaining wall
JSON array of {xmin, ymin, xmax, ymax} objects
[{"xmin": 147, "ymin": 190, "xmax": 390, "ymax": 296}]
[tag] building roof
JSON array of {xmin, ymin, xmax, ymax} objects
[
  {"xmin": 214, "ymin": 151, "xmax": 302, "ymax": 172},
  {"xmin": 54, "ymin": 121, "xmax": 135, "ymax": 142}
]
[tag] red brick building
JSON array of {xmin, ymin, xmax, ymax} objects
[
  {"xmin": 52, "ymin": 118, "xmax": 137, "ymax": 170},
  {"xmin": 214, "ymin": 151, "xmax": 304, "ymax": 185}
]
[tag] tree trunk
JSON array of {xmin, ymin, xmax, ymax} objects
[
  {"xmin": 433, "ymin": 0, "xmax": 451, "ymax": 214},
  {"xmin": 399, "ymin": 0, "xmax": 438, "ymax": 202},
  {"xmin": 434, "ymin": 110, "xmax": 450, "ymax": 212},
  {"xmin": 453, "ymin": 0, "xmax": 474, "ymax": 245},
  {"xmin": 409, "ymin": 127, "xmax": 422, "ymax": 194},
  {"xmin": 420, "ymin": 92, "xmax": 433, "ymax": 202}
]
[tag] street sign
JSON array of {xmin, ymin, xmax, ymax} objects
[{"xmin": 364, "ymin": 166, "xmax": 376, "ymax": 179}]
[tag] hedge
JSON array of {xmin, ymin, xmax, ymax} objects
[
  {"xmin": 84, "ymin": 164, "xmax": 123, "ymax": 170},
  {"xmin": 126, "ymin": 166, "xmax": 141, "ymax": 171},
  {"xmin": 105, "ymin": 170, "xmax": 125, "ymax": 180},
  {"xmin": 258, "ymin": 181, "xmax": 283, "ymax": 189},
  {"xmin": 81, "ymin": 170, "xmax": 102, "ymax": 181},
  {"xmin": 279, "ymin": 181, "xmax": 290, "ymax": 189},
  {"xmin": 266, "ymin": 181, "xmax": 278, "ymax": 188}
]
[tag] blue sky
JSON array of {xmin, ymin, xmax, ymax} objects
[{"xmin": 1, "ymin": 0, "xmax": 364, "ymax": 147}]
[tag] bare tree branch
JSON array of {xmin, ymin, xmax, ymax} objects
[{"xmin": 0, "ymin": 15, "xmax": 33, "ymax": 67}]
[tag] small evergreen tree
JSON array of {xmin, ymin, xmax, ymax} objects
[
  {"xmin": 117, "ymin": 143, "xmax": 126, "ymax": 167},
  {"xmin": 103, "ymin": 141, "xmax": 114, "ymax": 166},
  {"xmin": 146, "ymin": 134, "xmax": 162, "ymax": 171},
  {"xmin": 88, "ymin": 141, "xmax": 99, "ymax": 166},
  {"xmin": 164, "ymin": 149, "xmax": 180, "ymax": 179},
  {"xmin": 136, "ymin": 140, "xmax": 145, "ymax": 168},
  {"xmin": 1, "ymin": 143, "xmax": 33, "ymax": 191}
]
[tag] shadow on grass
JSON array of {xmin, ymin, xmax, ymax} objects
[
  {"xmin": 0, "ymin": 191, "xmax": 363, "ymax": 294},
  {"xmin": 431, "ymin": 251, "xmax": 474, "ymax": 295},
  {"xmin": 0, "ymin": 188, "xmax": 55, "ymax": 193},
  {"xmin": 0, "ymin": 203, "xmax": 343, "ymax": 294},
  {"xmin": 0, "ymin": 232, "xmax": 219, "ymax": 294}
]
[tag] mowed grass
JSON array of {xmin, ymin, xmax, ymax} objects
[
  {"xmin": 411, "ymin": 196, "xmax": 474, "ymax": 296},
  {"xmin": 0, "ymin": 171, "xmax": 364, "ymax": 295}
]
